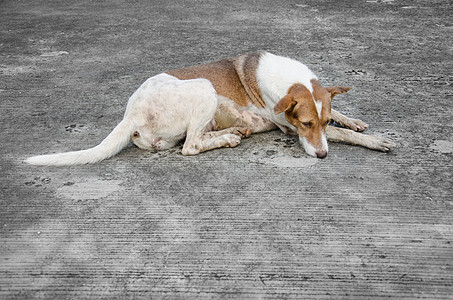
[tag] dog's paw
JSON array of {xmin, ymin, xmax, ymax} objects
[
  {"xmin": 182, "ymin": 144, "xmax": 201, "ymax": 156},
  {"xmin": 344, "ymin": 118, "xmax": 368, "ymax": 132},
  {"xmin": 223, "ymin": 134, "xmax": 241, "ymax": 148},
  {"xmin": 369, "ymin": 136, "xmax": 396, "ymax": 152},
  {"xmin": 234, "ymin": 128, "xmax": 252, "ymax": 138}
]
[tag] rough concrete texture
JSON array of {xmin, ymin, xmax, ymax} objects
[{"xmin": 1, "ymin": 0, "xmax": 452, "ymax": 299}]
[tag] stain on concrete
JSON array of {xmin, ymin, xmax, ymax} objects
[
  {"xmin": 57, "ymin": 179, "xmax": 123, "ymax": 201},
  {"xmin": 64, "ymin": 124, "xmax": 87, "ymax": 133},
  {"xmin": 430, "ymin": 140, "xmax": 453, "ymax": 154}
]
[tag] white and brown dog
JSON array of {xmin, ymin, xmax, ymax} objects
[{"xmin": 26, "ymin": 51, "xmax": 395, "ymax": 166}]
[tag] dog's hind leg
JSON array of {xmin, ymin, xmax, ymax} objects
[
  {"xmin": 331, "ymin": 109, "xmax": 368, "ymax": 132},
  {"xmin": 182, "ymin": 126, "xmax": 241, "ymax": 155},
  {"xmin": 326, "ymin": 126, "xmax": 395, "ymax": 152},
  {"xmin": 204, "ymin": 127, "xmax": 252, "ymax": 139},
  {"xmin": 181, "ymin": 92, "xmax": 243, "ymax": 155}
]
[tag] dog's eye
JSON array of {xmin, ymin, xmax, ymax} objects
[
  {"xmin": 133, "ymin": 131, "xmax": 140, "ymax": 137},
  {"xmin": 302, "ymin": 122, "xmax": 312, "ymax": 128}
]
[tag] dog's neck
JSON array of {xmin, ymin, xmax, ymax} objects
[{"xmin": 253, "ymin": 52, "xmax": 318, "ymax": 132}]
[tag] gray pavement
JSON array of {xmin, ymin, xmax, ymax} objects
[{"xmin": 1, "ymin": 0, "xmax": 452, "ymax": 298}]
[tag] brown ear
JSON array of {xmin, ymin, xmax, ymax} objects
[
  {"xmin": 326, "ymin": 86, "xmax": 352, "ymax": 99},
  {"xmin": 274, "ymin": 94, "xmax": 297, "ymax": 115}
]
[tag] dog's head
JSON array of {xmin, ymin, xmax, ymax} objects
[{"xmin": 274, "ymin": 80, "xmax": 351, "ymax": 158}]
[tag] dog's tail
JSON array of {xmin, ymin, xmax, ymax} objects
[{"xmin": 25, "ymin": 120, "xmax": 134, "ymax": 166}]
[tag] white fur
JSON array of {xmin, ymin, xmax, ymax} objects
[
  {"xmin": 25, "ymin": 52, "xmax": 395, "ymax": 165},
  {"xmin": 25, "ymin": 74, "xmax": 241, "ymax": 165},
  {"xmin": 299, "ymin": 133, "xmax": 328, "ymax": 158},
  {"xmin": 299, "ymin": 137, "xmax": 317, "ymax": 157},
  {"xmin": 25, "ymin": 119, "xmax": 134, "ymax": 165},
  {"xmin": 257, "ymin": 52, "xmax": 317, "ymax": 98},
  {"xmin": 254, "ymin": 52, "xmax": 318, "ymax": 131},
  {"xmin": 252, "ymin": 52, "xmax": 328, "ymax": 156},
  {"xmin": 321, "ymin": 133, "xmax": 328, "ymax": 153},
  {"xmin": 315, "ymin": 100, "xmax": 323, "ymax": 118}
]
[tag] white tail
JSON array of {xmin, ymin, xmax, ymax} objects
[{"xmin": 25, "ymin": 120, "xmax": 134, "ymax": 166}]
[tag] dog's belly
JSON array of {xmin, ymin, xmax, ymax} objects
[{"xmin": 213, "ymin": 96, "xmax": 274, "ymax": 132}]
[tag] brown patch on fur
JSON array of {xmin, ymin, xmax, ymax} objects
[
  {"xmin": 312, "ymin": 79, "xmax": 352, "ymax": 101},
  {"xmin": 167, "ymin": 58, "xmax": 252, "ymax": 107},
  {"xmin": 232, "ymin": 52, "xmax": 266, "ymax": 108},
  {"xmin": 274, "ymin": 84, "xmax": 318, "ymax": 118},
  {"xmin": 325, "ymin": 85, "xmax": 352, "ymax": 99},
  {"xmin": 275, "ymin": 83, "xmax": 331, "ymax": 150},
  {"xmin": 311, "ymin": 79, "xmax": 331, "ymax": 104},
  {"xmin": 311, "ymin": 79, "xmax": 332, "ymax": 122}
]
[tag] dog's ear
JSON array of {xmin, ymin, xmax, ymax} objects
[
  {"xmin": 274, "ymin": 94, "xmax": 297, "ymax": 115},
  {"xmin": 326, "ymin": 86, "xmax": 352, "ymax": 100}
]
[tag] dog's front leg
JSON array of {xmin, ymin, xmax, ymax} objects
[
  {"xmin": 331, "ymin": 109, "xmax": 368, "ymax": 132},
  {"xmin": 326, "ymin": 126, "xmax": 396, "ymax": 152}
]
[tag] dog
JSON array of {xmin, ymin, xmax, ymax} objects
[{"xmin": 25, "ymin": 51, "xmax": 396, "ymax": 166}]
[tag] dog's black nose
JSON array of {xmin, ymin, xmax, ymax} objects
[{"xmin": 316, "ymin": 150, "xmax": 327, "ymax": 158}]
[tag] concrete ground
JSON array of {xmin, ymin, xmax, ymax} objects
[{"xmin": 1, "ymin": 0, "xmax": 452, "ymax": 298}]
